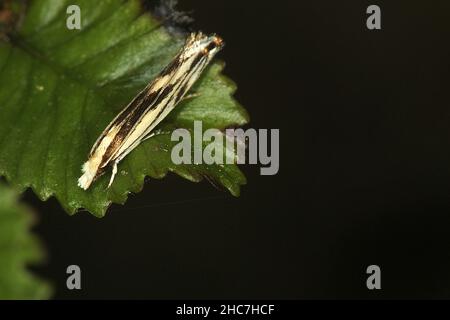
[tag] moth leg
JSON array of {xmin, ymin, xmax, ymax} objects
[
  {"xmin": 142, "ymin": 131, "xmax": 159, "ymax": 142},
  {"xmin": 142, "ymin": 128, "xmax": 172, "ymax": 142},
  {"xmin": 183, "ymin": 92, "xmax": 201, "ymax": 101},
  {"xmin": 107, "ymin": 161, "xmax": 118, "ymax": 188}
]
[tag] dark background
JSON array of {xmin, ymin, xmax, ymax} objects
[{"xmin": 26, "ymin": 0, "xmax": 450, "ymax": 299}]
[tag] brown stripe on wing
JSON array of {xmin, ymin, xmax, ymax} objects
[{"xmin": 98, "ymin": 85, "xmax": 172, "ymax": 166}]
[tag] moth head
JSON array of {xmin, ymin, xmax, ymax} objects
[{"xmin": 183, "ymin": 32, "xmax": 225, "ymax": 59}]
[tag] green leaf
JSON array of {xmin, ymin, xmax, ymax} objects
[
  {"xmin": 0, "ymin": 0, "xmax": 249, "ymax": 217},
  {"xmin": 0, "ymin": 182, "xmax": 51, "ymax": 299}
]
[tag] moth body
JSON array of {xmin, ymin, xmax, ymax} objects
[{"xmin": 78, "ymin": 33, "xmax": 224, "ymax": 190}]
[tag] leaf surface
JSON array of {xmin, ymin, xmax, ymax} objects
[
  {"xmin": 0, "ymin": 183, "xmax": 51, "ymax": 299},
  {"xmin": 0, "ymin": 0, "xmax": 249, "ymax": 216}
]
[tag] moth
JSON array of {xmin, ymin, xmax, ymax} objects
[{"xmin": 78, "ymin": 32, "xmax": 224, "ymax": 190}]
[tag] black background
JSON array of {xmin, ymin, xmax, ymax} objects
[{"xmin": 26, "ymin": 0, "xmax": 450, "ymax": 299}]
